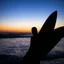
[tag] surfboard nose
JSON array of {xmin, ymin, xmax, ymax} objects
[{"xmin": 39, "ymin": 11, "xmax": 57, "ymax": 34}]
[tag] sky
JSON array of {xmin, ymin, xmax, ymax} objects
[{"xmin": 0, "ymin": 0, "xmax": 64, "ymax": 32}]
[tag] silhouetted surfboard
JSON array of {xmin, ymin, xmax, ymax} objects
[
  {"xmin": 38, "ymin": 11, "xmax": 58, "ymax": 59},
  {"xmin": 39, "ymin": 11, "xmax": 57, "ymax": 34}
]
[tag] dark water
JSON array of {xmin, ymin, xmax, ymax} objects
[{"xmin": 0, "ymin": 38, "xmax": 64, "ymax": 64}]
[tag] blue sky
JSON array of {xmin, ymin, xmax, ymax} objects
[{"xmin": 0, "ymin": 0, "xmax": 64, "ymax": 32}]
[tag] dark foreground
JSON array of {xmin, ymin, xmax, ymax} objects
[{"xmin": 0, "ymin": 54, "xmax": 64, "ymax": 64}]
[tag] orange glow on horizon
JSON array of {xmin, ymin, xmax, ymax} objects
[
  {"xmin": 0, "ymin": 25, "xmax": 31, "ymax": 32},
  {"xmin": 0, "ymin": 24, "xmax": 64, "ymax": 32}
]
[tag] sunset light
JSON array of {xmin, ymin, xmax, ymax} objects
[{"xmin": 0, "ymin": 0, "xmax": 64, "ymax": 32}]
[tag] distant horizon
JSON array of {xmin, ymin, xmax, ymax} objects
[
  {"xmin": 0, "ymin": 24, "xmax": 63, "ymax": 33},
  {"xmin": 0, "ymin": 31, "xmax": 32, "ymax": 33}
]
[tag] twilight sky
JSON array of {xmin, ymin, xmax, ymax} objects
[{"xmin": 0, "ymin": 0, "xmax": 64, "ymax": 32}]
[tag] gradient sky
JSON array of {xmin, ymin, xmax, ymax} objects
[{"xmin": 0, "ymin": 0, "xmax": 64, "ymax": 32}]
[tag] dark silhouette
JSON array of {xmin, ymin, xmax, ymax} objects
[
  {"xmin": 21, "ymin": 11, "xmax": 64, "ymax": 64},
  {"xmin": 21, "ymin": 27, "xmax": 39, "ymax": 64},
  {"xmin": 38, "ymin": 11, "xmax": 64, "ymax": 59}
]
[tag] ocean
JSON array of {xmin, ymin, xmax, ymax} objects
[{"xmin": 0, "ymin": 38, "xmax": 64, "ymax": 64}]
